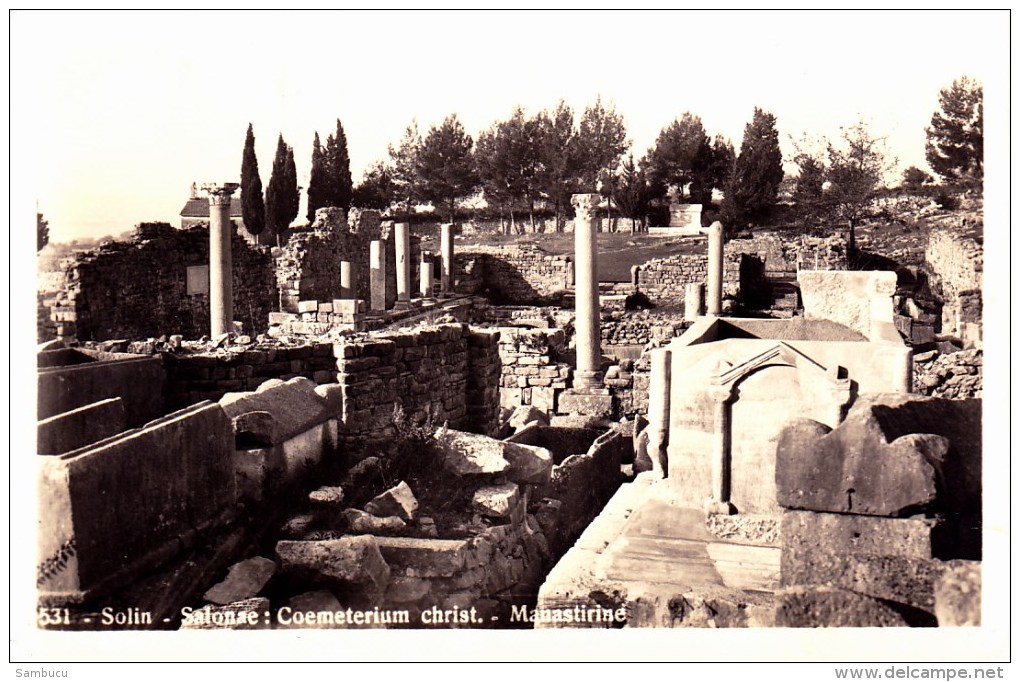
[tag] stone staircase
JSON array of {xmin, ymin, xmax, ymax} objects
[{"xmin": 767, "ymin": 278, "xmax": 801, "ymax": 318}]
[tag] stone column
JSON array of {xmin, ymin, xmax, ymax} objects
[
  {"xmin": 202, "ymin": 183, "xmax": 239, "ymax": 338},
  {"xmin": 440, "ymin": 223, "xmax": 454, "ymax": 296},
  {"xmin": 706, "ymin": 386, "xmax": 735, "ymax": 515},
  {"xmin": 369, "ymin": 240, "xmax": 387, "ymax": 311},
  {"xmin": 646, "ymin": 347, "xmax": 672, "ymax": 479},
  {"xmin": 705, "ymin": 221, "xmax": 724, "ymax": 316},
  {"xmin": 394, "ymin": 222, "xmax": 411, "ymax": 304},
  {"xmin": 420, "ymin": 257, "xmax": 434, "ymax": 298},
  {"xmin": 571, "ymin": 193, "xmax": 602, "ymax": 388},
  {"xmin": 684, "ymin": 283, "xmax": 705, "ymax": 321},
  {"xmin": 340, "ymin": 261, "xmax": 354, "ymax": 299}
]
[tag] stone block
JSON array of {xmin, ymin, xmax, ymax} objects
[
  {"xmin": 342, "ymin": 509, "xmax": 407, "ymax": 535},
  {"xmin": 502, "ymin": 441, "xmax": 554, "ymax": 485},
  {"xmin": 776, "ymin": 399, "xmax": 942, "ymax": 516},
  {"xmin": 508, "ymin": 405, "xmax": 550, "ymax": 432},
  {"xmin": 37, "ymin": 398, "xmax": 127, "ymax": 455},
  {"xmin": 281, "ymin": 590, "xmax": 343, "ymax": 629},
  {"xmin": 774, "ymin": 586, "xmax": 908, "ymax": 627},
  {"xmin": 37, "ymin": 401, "xmax": 236, "ymax": 601},
  {"xmin": 298, "ymin": 300, "xmax": 319, "ymax": 313},
  {"xmin": 275, "ymin": 536, "xmax": 391, "ymax": 591},
  {"xmin": 220, "ymin": 377, "xmax": 335, "ymax": 443},
  {"xmin": 373, "ymin": 537, "xmax": 469, "ymax": 577},
  {"xmin": 557, "ymin": 389, "xmax": 613, "ymax": 418},
  {"xmin": 203, "ymin": 556, "xmax": 277, "ymax": 605},
  {"xmin": 781, "ymin": 510, "xmax": 936, "ymax": 558},
  {"xmin": 231, "ymin": 410, "xmax": 277, "ymax": 448},
  {"xmin": 308, "ymin": 486, "xmax": 344, "ymax": 506},
  {"xmin": 364, "ymin": 481, "xmax": 419, "ymax": 522},
  {"xmin": 435, "ymin": 429, "xmax": 511, "ymax": 476},
  {"xmin": 472, "ymin": 482, "xmax": 521, "ymax": 519}
]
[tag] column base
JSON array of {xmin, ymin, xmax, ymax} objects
[
  {"xmin": 556, "ymin": 387, "xmax": 613, "ymax": 418},
  {"xmin": 572, "ymin": 369, "xmax": 604, "ymax": 390},
  {"xmin": 703, "ymin": 498, "xmax": 736, "ymax": 516}
]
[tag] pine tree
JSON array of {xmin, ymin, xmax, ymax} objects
[
  {"xmin": 265, "ymin": 134, "xmax": 300, "ymax": 245},
  {"xmin": 306, "ymin": 132, "xmax": 326, "ymax": 222},
  {"xmin": 240, "ymin": 123, "xmax": 266, "ymax": 243},
  {"xmin": 416, "ymin": 114, "xmax": 478, "ymax": 223},
  {"xmin": 721, "ymin": 108, "xmax": 784, "ymax": 228},
  {"xmin": 645, "ymin": 113, "xmax": 713, "ymax": 203},
  {"xmin": 925, "ymin": 76, "xmax": 983, "ymax": 187},
  {"xmin": 534, "ymin": 100, "xmax": 577, "ymax": 232}
]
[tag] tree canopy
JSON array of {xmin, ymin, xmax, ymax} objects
[
  {"xmin": 265, "ymin": 134, "xmax": 299, "ymax": 244},
  {"xmin": 721, "ymin": 108, "xmax": 784, "ymax": 228},
  {"xmin": 925, "ymin": 76, "xmax": 983, "ymax": 188},
  {"xmin": 240, "ymin": 123, "xmax": 266, "ymax": 242},
  {"xmin": 415, "ymin": 114, "xmax": 478, "ymax": 222}
]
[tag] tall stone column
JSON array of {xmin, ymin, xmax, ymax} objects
[
  {"xmin": 705, "ymin": 221, "xmax": 724, "ymax": 316},
  {"xmin": 394, "ymin": 222, "xmax": 411, "ymax": 304},
  {"xmin": 646, "ymin": 347, "xmax": 672, "ymax": 478},
  {"xmin": 571, "ymin": 193, "xmax": 602, "ymax": 388},
  {"xmin": 202, "ymin": 183, "xmax": 239, "ymax": 338},
  {"xmin": 340, "ymin": 261, "xmax": 354, "ymax": 299},
  {"xmin": 370, "ymin": 240, "xmax": 387, "ymax": 311},
  {"xmin": 440, "ymin": 222, "xmax": 454, "ymax": 296}
]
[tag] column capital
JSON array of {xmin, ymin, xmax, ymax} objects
[
  {"xmin": 571, "ymin": 193, "xmax": 602, "ymax": 218},
  {"xmin": 202, "ymin": 183, "xmax": 240, "ymax": 205}
]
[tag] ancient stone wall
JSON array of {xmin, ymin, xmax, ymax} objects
[
  {"xmin": 496, "ymin": 327, "xmax": 571, "ymax": 413},
  {"xmin": 913, "ymin": 349, "xmax": 982, "ymax": 400},
  {"xmin": 727, "ymin": 233, "xmax": 849, "ymax": 277},
  {"xmin": 924, "ymin": 227, "xmax": 983, "ymax": 338},
  {"xmin": 634, "ymin": 253, "xmax": 743, "ymax": 305},
  {"xmin": 51, "ymin": 223, "xmax": 277, "ymax": 342},
  {"xmin": 163, "ymin": 341, "xmax": 337, "ymax": 411},
  {"xmin": 454, "ymin": 245, "xmax": 572, "ymax": 303},
  {"xmin": 335, "ymin": 324, "xmax": 498, "ymax": 444}
]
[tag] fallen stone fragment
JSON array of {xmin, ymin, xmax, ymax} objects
[
  {"xmin": 342, "ymin": 508, "xmax": 407, "ymax": 535},
  {"xmin": 436, "ymin": 429, "xmax": 511, "ymax": 476},
  {"xmin": 364, "ymin": 481, "xmax": 418, "ymax": 521},
  {"xmin": 472, "ymin": 482, "xmax": 521, "ymax": 519},
  {"xmin": 508, "ymin": 405, "xmax": 550, "ymax": 432},
  {"xmin": 501, "ymin": 441, "xmax": 554, "ymax": 485},
  {"xmin": 280, "ymin": 514, "xmax": 316, "ymax": 539},
  {"xmin": 202, "ymin": 556, "xmax": 277, "ymax": 605},
  {"xmin": 276, "ymin": 536, "xmax": 390, "ymax": 591},
  {"xmin": 309, "ymin": 486, "xmax": 345, "ymax": 506},
  {"xmin": 232, "ymin": 411, "xmax": 278, "ymax": 447},
  {"xmin": 279, "ymin": 590, "xmax": 344, "ymax": 629}
]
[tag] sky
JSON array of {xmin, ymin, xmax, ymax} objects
[{"xmin": 11, "ymin": 10, "xmax": 1009, "ymax": 243}]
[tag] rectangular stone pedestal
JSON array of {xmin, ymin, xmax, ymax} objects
[{"xmin": 557, "ymin": 388, "xmax": 613, "ymax": 418}]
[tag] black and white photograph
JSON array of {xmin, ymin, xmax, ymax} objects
[{"xmin": 10, "ymin": 8, "xmax": 1011, "ymax": 672}]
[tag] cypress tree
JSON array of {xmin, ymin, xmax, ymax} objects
[
  {"xmin": 306, "ymin": 132, "xmax": 326, "ymax": 222},
  {"xmin": 240, "ymin": 123, "xmax": 266, "ymax": 243},
  {"xmin": 324, "ymin": 119, "xmax": 353, "ymax": 212},
  {"xmin": 265, "ymin": 134, "xmax": 300, "ymax": 245}
]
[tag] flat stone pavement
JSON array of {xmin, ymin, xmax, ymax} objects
[{"xmin": 536, "ymin": 475, "xmax": 781, "ymax": 627}]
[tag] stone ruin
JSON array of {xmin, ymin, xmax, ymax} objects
[{"xmin": 34, "ymin": 191, "xmax": 983, "ymax": 630}]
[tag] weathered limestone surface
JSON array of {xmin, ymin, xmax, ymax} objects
[
  {"xmin": 342, "ymin": 509, "xmax": 407, "ymax": 535},
  {"xmin": 37, "ymin": 398, "xmax": 126, "ymax": 455},
  {"xmin": 776, "ymin": 400, "xmax": 942, "ymax": 516},
  {"xmin": 202, "ymin": 556, "xmax": 276, "ymax": 605},
  {"xmin": 37, "ymin": 401, "xmax": 236, "ymax": 600},
  {"xmin": 275, "ymin": 536, "xmax": 391, "ymax": 591},
  {"xmin": 436, "ymin": 428, "xmax": 552, "ymax": 484},
  {"xmin": 220, "ymin": 377, "xmax": 339, "ymax": 442},
  {"xmin": 364, "ymin": 481, "xmax": 419, "ymax": 521},
  {"xmin": 798, "ymin": 270, "xmax": 898, "ymax": 340},
  {"xmin": 472, "ymin": 482, "xmax": 521, "ymax": 519},
  {"xmin": 775, "ymin": 587, "xmax": 909, "ymax": 627}
]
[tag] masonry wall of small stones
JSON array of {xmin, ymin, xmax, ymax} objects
[
  {"xmin": 914, "ymin": 349, "xmax": 982, "ymax": 400},
  {"xmin": 601, "ymin": 310, "xmax": 687, "ymax": 347},
  {"xmin": 163, "ymin": 342, "xmax": 337, "ymax": 410},
  {"xmin": 634, "ymin": 253, "xmax": 743, "ymax": 305},
  {"xmin": 727, "ymin": 233, "xmax": 849, "ymax": 277},
  {"xmin": 455, "ymin": 246, "xmax": 572, "ymax": 303},
  {"xmin": 335, "ymin": 324, "xmax": 499, "ymax": 444},
  {"xmin": 496, "ymin": 328, "xmax": 572, "ymax": 413},
  {"xmin": 923, "ymin": 227, "xmax": 983, "ymax": 335},
  {"xmin": 50, "ymin": 223, "xmax": 277, "ymax": 342}
]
